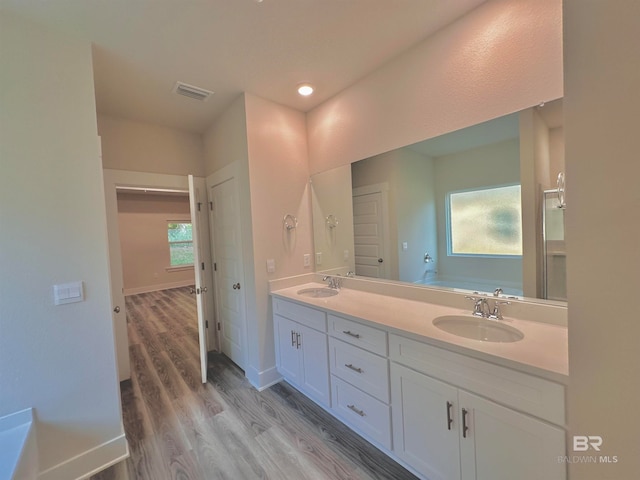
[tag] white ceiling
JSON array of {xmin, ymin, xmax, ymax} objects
[{"xmin": 1, "ymin": 0, "xmax": 486, "ymax": 133}]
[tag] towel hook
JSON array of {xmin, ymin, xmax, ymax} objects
[{"xmin": 283, "ymin": 214, "xmax": 298, "ymax": 231}]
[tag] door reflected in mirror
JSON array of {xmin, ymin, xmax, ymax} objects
[{"xmin": 310, "ymin": 99, "xmax": 566, "ymax": 303}]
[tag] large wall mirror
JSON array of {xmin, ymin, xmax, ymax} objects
[{"xmin": 310, "ymin": 98, "xmax": 565, "ymax": 304}]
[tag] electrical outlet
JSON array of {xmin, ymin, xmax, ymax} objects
[
  {"xmin": 303, "ymin": 253, "xmax": 311, "ymax": 267},
  {"xmin": 315, "ymin": 252, "xmax": 323, "ymax": 265}
]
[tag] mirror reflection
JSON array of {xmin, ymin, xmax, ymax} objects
[{"xmin": 311, "ymin": 99, "xmax": 565, "ymax": 303}]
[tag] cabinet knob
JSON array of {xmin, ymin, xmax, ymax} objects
[{"xmin": 113, "ymin": 306, "xmax": 121, "ymax": 313}]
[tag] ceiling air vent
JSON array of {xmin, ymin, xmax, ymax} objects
[{"xmin": 173, "ymin": 81, "xmax": 214, "ymax": 101}]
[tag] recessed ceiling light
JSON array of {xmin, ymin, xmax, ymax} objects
[{"xmin": 297, "ymin": 84, "xmax": 314, "ymax": 96}]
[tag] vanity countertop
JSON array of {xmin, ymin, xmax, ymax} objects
[{"xmin": 271, "ymin": 282, "xmax": 568, "ymax": 384}]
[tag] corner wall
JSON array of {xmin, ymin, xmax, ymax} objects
[
  {"xmin": 0, "ymin": 11, "xmax": 126, "ymax": 477},
  {"xmin": 244, "ymin": 93, "xmax": 313, "ymax": 386},
  {"xmin": 564, "ymin": 1, "xmax": 640, "ymax": 478}
]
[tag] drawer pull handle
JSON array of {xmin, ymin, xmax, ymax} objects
[
  {"xmin": 462, "ymin": 408, "xmax": 470, "ymax": 438},
  {"xmin": 345, "ymin": 363, "xmax": 363, "ymax": 374},
  {"xmin": 347, "ymin": 404, "xmax": 365, "ymax": 417},
  {"xmin": 296, "ymin": 332, "xmax": 301, "ymax": 349},
  {"xmin": 446, "ymin": 401, "xmax": 453, "ymax": 430},
  {"xmin": 291, "ymin": 330, "xmax": 296, "ymax": 347},
  {"xmin": 342, "ymin": 330, "xmax": 360, "ymax": 339}
]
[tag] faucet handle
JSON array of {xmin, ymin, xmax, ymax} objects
[
  {"xmin": 491, "ymin": 300, "xmax": 511, "ymax": 320},
  {"xmin": 493, "ymin": 288, "xmax": 504, "ymax": 297}
]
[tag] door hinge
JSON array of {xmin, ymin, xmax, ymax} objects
[
  {"xmin": 214, "ymin": 262, "xmax": 217, "ymax": 271},
  {"xmin": 217, "ymin": 322, "xmax": 221, "ymax": 331},
  {"xmin": 201, "ymin": 262, "xmax": 205, "ymax": 271},
  {"xmin": 197, "ymin": 202, "xmax": 202, "ymax": 211},
  {"xmin": 206, "ymin": 320, "xmax": 209, "ymax": 328},
  {"xmin": 209, "ymin": 201, "xmax": 213, "ymax": 211}
]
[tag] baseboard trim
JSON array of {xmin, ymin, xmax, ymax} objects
[
  {"xmin": 38, "ymin": 434, "xmax": 129, "ymax": 480},
  {"xmin": 124, "ymin": 280, "xmax": 193, "ymax": 296},
  {"xmin": 246, "ymin": 365, "xmax": 282, "ymax": 391}
]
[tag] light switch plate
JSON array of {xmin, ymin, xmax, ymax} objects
[
  {"xmin": 266, "ymin": 259, "xmax": 276, "ymax": 273},
  {"xmin": 402, "ymin": 242, "xmax": 408, "ymax": 251},
  {"xmin": 54, "ymin": 281, "xmax": 84, "ymax": 305},
  {"xmin": 315, "ymin": 252, "xmax": 323, "ymax": 265}
]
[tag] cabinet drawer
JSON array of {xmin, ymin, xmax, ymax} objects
[
  {"xmin": 328, "ymin": 315, "xmax": 387, "ymax": 355},
  {"xmin": 329, "ymin": 337, "xmax": 389, "ymax": 403},
  {"xmin": 331, "ymin": 376, "xmax": 392, "ymax": 450},
  {"xmin": 389, "ymin": 334, "xmax": 565, "ymax": 425},
  {"xmin": 273, "ymin": 297, "xmax": 326, "ymax": 332}
]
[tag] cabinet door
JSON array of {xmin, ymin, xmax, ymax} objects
[
  {"xmin": 390, "ymin": 363, "xmax": 461, "ymax": 480},
  {"xmin": 274, "ymin": 315, "xmax": 302, "ymax": 386},
  {"xmin": 299, "ymin": 324, "xmax": 330, "ymax": 407},
  {"xmin": 459, "ymin": 391, "xmax": 566, "ymax": 480}
]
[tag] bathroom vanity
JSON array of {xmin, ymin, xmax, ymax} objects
[{"xmin": 271, "ymin": 279, "xmax": 568, "ymax": 480}]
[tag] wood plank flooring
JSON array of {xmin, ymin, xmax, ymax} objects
[{"xmin": 92, "ymin": 287, "xmax": 417, "ymax": 480}]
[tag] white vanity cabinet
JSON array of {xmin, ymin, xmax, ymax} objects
[
  {"xmin": 273, "ymin": 298, "xmax": 330, "ymax": 408},
  {"xmin": 390, "ymin": 334, "xmax": 566, "ymax": 480},
  {"xmin": 270, "ymin": 290, "xmax": 567, "ymax": 480},
  {"xmin": 327, "ymin": 315, "xmax": 392, "ymax": 450}
]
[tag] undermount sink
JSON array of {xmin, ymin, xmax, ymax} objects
[
  {"xmin": 433, "ymin": 315, "xmax": 524, "ymax": 343},
  {"xmin": 297, "ymin": 287, "xmax": 339, "ymax": 298}
]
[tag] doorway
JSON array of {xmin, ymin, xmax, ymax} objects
[{"xmin": 103, "ymin": 169, "xmax": 215, "ymax": 383}]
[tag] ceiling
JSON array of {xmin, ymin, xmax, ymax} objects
[{"xmin": 1, "ymin": 0, "xmax": 486, "ymax": 133}]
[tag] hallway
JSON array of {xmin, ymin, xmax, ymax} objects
[{"xmin": 92, "ymin": 287, "xmax": 415, "ymax": 480}]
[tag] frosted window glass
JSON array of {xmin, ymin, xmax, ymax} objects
[{"xmin": 449, "ymin": 185, "xmax": 522, "ymax": 256}]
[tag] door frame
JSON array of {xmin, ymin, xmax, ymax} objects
[
  {"xmin": 352, "ymin": 182, "xmax": 392, "ymax": 279},
  {"xmin": 206, "ymin": 161, "xmax": 249, "ymax": 371},
  {"xmin": 103, "ymin": 169, "xmax": 216, "ymax": 380}
]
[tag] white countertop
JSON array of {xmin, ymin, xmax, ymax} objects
[{"xmin": 271, "ymin": 282, "xmax": 568, "ymax": 384}]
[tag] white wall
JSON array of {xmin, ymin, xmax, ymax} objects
[
  {"xmin": 307, "ymin": 0, "xmax": 563, "ymax": 174},
  {"xmin": 98, "ymin": 114, "xmax": 205, "ymax": 176},
  {"xmin": 434, "ymin": 138, "xmax": 522, "ymax": 290},
  {"xmin": 0, "ymin": 11, "xmax": 126, "ymax": 478},
  {"xmin": 244, "ymin": 93, "xmax": 313, "ymax": 386},
  {"xmin": 564, "ymin": 1, "xmax": 640, "ymax": 478},
  {"xmin": 117, "ymin": 193, "xmax": 195, "ymax": 294}
]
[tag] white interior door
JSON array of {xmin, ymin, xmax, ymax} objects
[
  {"xmin": 103, "ymin": 156, "xmax": 130, "ymax": 382},
  {"xmin": 352, "ymin": 188, "xmax": 389, "ymax": 278},
  {"xmin": 188, "ymin": 175, "xmax": 210, "ymax": 384},
  {"xmin": 209, "ymin": 176, "xmax": 247, "ymax": 370}
]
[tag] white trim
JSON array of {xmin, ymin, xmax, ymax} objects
[
  {"xmin": 165, "ymin": 265, "xmax": 194, "ymax": 273},
  {"xmin": 124, "ymin": 279, "xmax": 194, "ymax": 296},
  {"xmin": 37, "ymin": 434, "xmax": 128, "ymax": 480},
  {"xmin": 246, "ymin": 364, "xmax": 282, "ymax": 391}
]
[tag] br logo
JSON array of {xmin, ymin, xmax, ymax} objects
[{"xmin": 573, "ymin": 435, "xmax": 603, "ymax": 452}]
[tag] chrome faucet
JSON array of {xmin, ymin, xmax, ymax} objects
[
  {"xmin": 466, "ymin": 295, "xmax": 491, "ymax": 317},
  {"xmin": 323, "ymin": 275, "xmax": 342, "ymax": 289},
  {"xmin": 465, "ymin": 295, "xmax": 510, "ymax": 319}
]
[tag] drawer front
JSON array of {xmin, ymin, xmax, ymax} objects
[
  {"xmin": 328, "ymin": 314, "xmax": 387, "ymax": 355},
  {"xmin": 273, "ymin": 297, "xmax": 326, "ymax": 332},
  {"xmin": 331, "ymin": 376, "xmax": 392, "ymax": 450},
  {"xmin": 329, "ymin": 337, "xmax": 389, "ymax": 403},
  {"xmin": 389, "ymin": 334, "xmax": 565, "ymax": 425}
]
